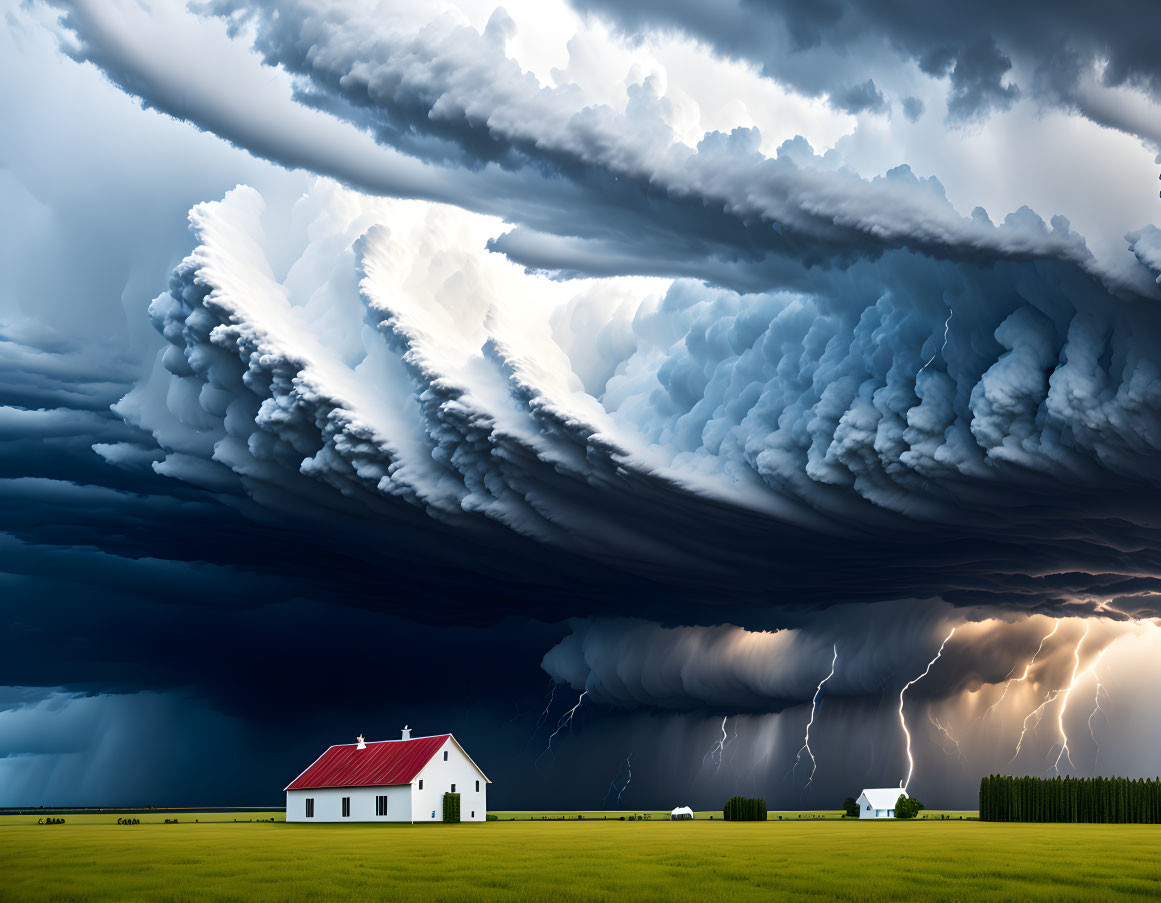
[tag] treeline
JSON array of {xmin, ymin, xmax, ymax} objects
[
  {"xmin": 980, "ymin": 775, "xmax": 1161, "ymax": 823},
  {"xmin": 723, "ymin": 796, "xmax": 766, "ymax": 821}
]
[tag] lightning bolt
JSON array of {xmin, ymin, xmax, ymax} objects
[
  {"xmin": 604, "ymin": 752, "xmax": 633, "ymax": 806},
  {"xmin": 983, "ymin": 621, "xmax": 1061, "ymax": 720},
  {"xmin": 917, "ymin": 307, "xmax": 953, "ymax": 375},
  {"xmin": 618, "ymin": 752, "xmax": 632, "ymax": 804},
  {"xmin": 536, "ymin": 682, "xmax": 557, "ymax": 729},
  {"xmin": 898, "ymin": 626, "xmax": 956, "ymax": 793},
  {"xmin": 1088, "ymin": 668, "xmax": 1109, "ymax": 763},
  {"xmin": 1086, "ymin": 663, "xmax": 1105, "ymax": 742},
  {"xmin": 1052, "ymin": 626, "xmax": 1107, "ymax": 774},
  {"xmin": 539, "ymin": 689, "xmax": 586, "ymax": 760},
  {"xmin": 927, "ymin": 712, "xmax": 965, "ymax": 761},
  {"xmin": 793, "ymin": 643, "xmax": 838, "ymax": 788},
  {"xmin": 702, "ymin": 716, "xmax": 729, "ymax": 774},
  {"xmin": 1009, "ymin": 690, "xmax": 1060, "ymax": 765}
]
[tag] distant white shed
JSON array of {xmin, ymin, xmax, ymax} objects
[
  {"xmin": 670, "ymin": 806, "xmax": 694, "ymax": 820},
  {"xmin": 857, "ymin": 788, "xmax": 905, "ymax": 819}
]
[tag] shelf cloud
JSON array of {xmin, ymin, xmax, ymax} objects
[{"xmin": 6, "ymin": 0, "xmax": 1161, "ymax": 808}]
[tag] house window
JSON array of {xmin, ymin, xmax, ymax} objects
[
  {"xmin": 443, "ymin": 751, "xmax": 448, "ymax": 761},
  {"xmin": 475, "ymin": 781, "xmax": 480, "ymax": 792},
  {"xmin": 418, "ymin": 780, "xmax": 423, "ymax": 790},
  {"xmin": 471, "ymin": 811, "xmax": 475, "ymax": 818},
  {"xmin": 341, "ymin": 797, "xmax": 351, "ymax": 818},
  {"xmin": 376, "ymin": 795, "xmax": 389, "ymax": 817},
  {"xmin": 451, "ymin": 784, "xmax": 456, "ymax": 793},
  {"xmin": 305, "ymin": 798, "xmax": 314, "ymax": 818}
]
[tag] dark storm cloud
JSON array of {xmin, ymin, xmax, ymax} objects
[
  {"xmin": 7, "ymin": 4, "xmax": 1158, "ymax": 692},
  {"xmin": 74, "ymin": 179, "xmax": 1158, "ymax": 635},
  {"xmin": 539, "ymin": 608, "xmax": 1132, "ymax": 715},
  {"xmin": 6, "ymin": 172, "xmax": 1160, "ymax": 786},
  {"xmin": 8, "ymin": 0, "xmax": 1161, "ymax": 809},
  {"xmin": 925, "ymin": 38, "xmax": 1020, "ymax": 119},
  {"xmin": 828, "ymin": 79, "xmax": 888, "ymax": 116},
  {"xmin": 570, "ymin": 0, "xmax": 1161, "ymax": 130}
]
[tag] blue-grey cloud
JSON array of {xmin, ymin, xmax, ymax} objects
[
  {"xmin": 901, "ymin": 96, "xmax": 925, "ymax": 122},
  {"xmin": 46, "ymin": 0, "xmax": 1158, "ymax": 297},
  {"xmin": 569, "ymin": 0, "xmax": 1161, "ymax": 133},
  {"xmin": 829, "ymin": 79, "xmax": 888, "ymax": 115},
  {"xmin": 7, "ymin": 0, "xmax": 1161, "ymax": 810}
]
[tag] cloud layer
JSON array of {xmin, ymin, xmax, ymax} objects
[
  {"xmin": 111, "ymin": 178, "xmax": 1161, "ymax": 618},
  {"xmin": 6, "ymin": 0, "xmax": 1161, "ymax": 809}
]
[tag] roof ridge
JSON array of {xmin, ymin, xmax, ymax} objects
[
  {"xmin": 330, "ymin": 733, "xmax": 451, "ymax": 748},
  {"xmin": 284, "ymin": 733, "xmax": 453, "ymax": 791}
]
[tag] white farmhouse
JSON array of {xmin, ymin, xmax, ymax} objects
[
  {"xmin": 285, "ymin": 727, "xmax": 491, "ymax": 823},
  {"xmin": 857, "ymin": 787, "xmax": 906, "ymax": 819}
]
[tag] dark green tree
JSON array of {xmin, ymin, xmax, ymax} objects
[
  {"xmin": 894, "ymin": 795, "xmax": 925, "ymax": 819},
  {"xmin": 723, "ymin": 796, "xmax": 767, "ymax": 821},
  {"xmin": 842, "ymin": 797, "xmax": 860, "ymax": 818},
  {"xmin": 979, "ymin": 775, "xmax": 1161, "ymax": 823}
]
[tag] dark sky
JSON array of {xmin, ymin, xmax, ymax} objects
[{"xmin": 4, "ymin": 0, "xmax": 1161, "ymax": 812}]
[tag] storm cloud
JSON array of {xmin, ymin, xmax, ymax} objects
[
  {"xmin": 5, "ymin": 0, "xmax": 1161, "ymax": 810},
  {"xmin": 569, "ymin": 0, "xmax": 1161, "ymax": 136}
]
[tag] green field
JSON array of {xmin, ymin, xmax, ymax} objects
[
  {"xmin": 489, "ymin": 809, "xmax": 975, "ymax": 820},
  {"xmin": 4, "ymin": 811, "xmax": 1160, "ymax": 902},
  {"xmin": 0, "ymin": 810, "xmax": 285, "ymax": 826}
]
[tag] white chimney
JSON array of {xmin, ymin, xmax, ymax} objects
[
  {"xmin": 356, "ymin": 734, "xmax": 366, "ymax": 750},
  {"xmin": 401, "ymin": 725, "xmax": 411, "ymax": 740}
]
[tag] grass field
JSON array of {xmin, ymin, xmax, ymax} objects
[
  {"xmin": 4, "ymin": 811, "xmax": 1160, "ymax": 902},
  {"xmin": 0, "ymin": 810, "xmax": 285, "ymax": 826},
  {"xmin": 489, "ymin": 809, "xmax": 975, "ymax": 820}
]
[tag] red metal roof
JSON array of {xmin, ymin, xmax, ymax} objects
[{"xmin": 285, "ymin": 735, "xmax": 450, "ymax": 791}]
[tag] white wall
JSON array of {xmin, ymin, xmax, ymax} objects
[
  {"xmin": 286, "ymin": 784, "xmax": 412, "ymax": 823},
  {"xmin": 856, "ymin": 794, "xmax": 894, "ymax": 819},
  {"xmin": 411, "ymin": 737, "xmax": 488, "ymax": 822}
]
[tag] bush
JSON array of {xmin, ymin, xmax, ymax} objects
[
  {"xmin": 442, "ymin": 793, "xmax": 461, "ymax": 823},
  {"xmin": 486, "ymin": 814, "xmax": 498, "ymax": 821},
  {"xmin": 723, "ymin": 796, "xmax": 767, "ymax": 821},
  {"xmin": 842, "ymin": 797, "xmax": 860, "ymax": 818},
  {"xmin": 895, "ymin": 795, "xmax": 924, "ymax": 819}
]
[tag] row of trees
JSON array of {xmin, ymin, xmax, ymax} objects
[
  {"xmin": 723, "ymin": 796, "xmax": 767, "ymax": 821},
  {"xmin": 980, "ymin": 775, "xmax": 1161, "ymax": 823}
]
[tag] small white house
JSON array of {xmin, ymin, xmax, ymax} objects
[
  {"xmin": 285, "ymin": 727, "xmax": 491, "ymax": 823},
  {"xmin": 857, "ymin": 787, "xmax": 906, "ymax": 819},
  {"xmin": 670, "ymin": 806, "xmax": 694, "ymax": 820}
]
